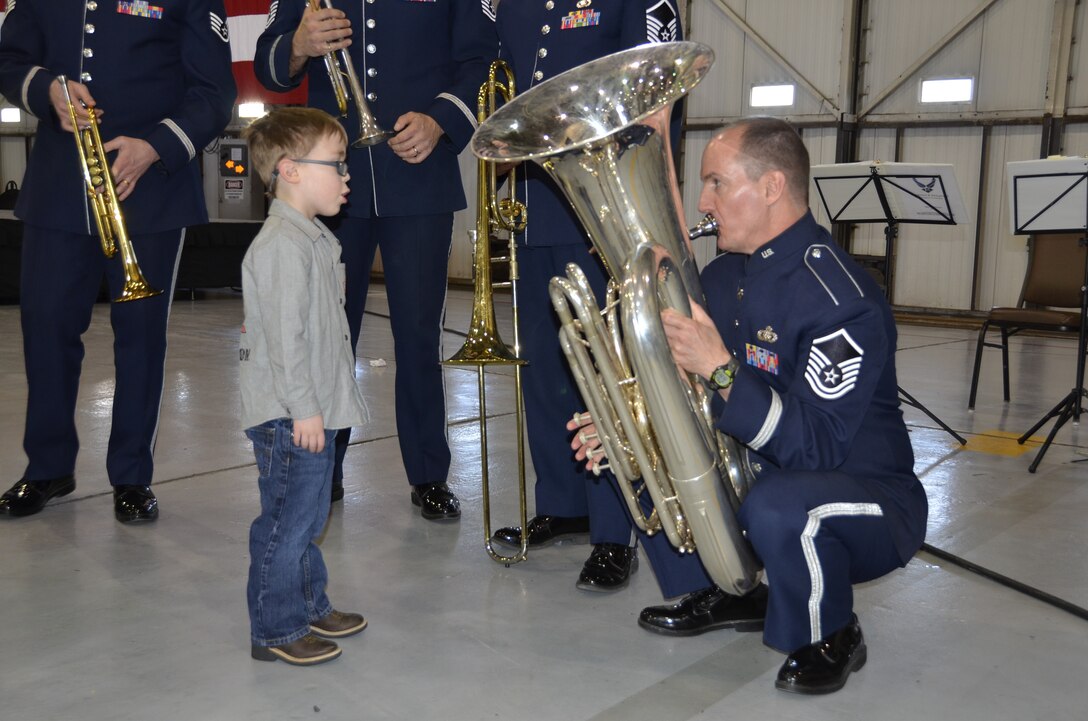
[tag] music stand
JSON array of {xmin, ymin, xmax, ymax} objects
[
  {"xmin": 811, "ymin": 161, "xmax": 968, "ymax": 445},
  {"xmin": 1007, "ymin": 157, "xmax": 1088, "ymax": 472}
]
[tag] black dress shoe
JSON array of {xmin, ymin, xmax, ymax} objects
[
  {"xmin": 775, "ymin": 615, "xmax": 866, "ymax": 695},
  {"xmin": 576, "ymin": 543, "xmax": 638, "ymax": 592},
  {"xmin": 492, "ymin": 514, "xmax": 590, "ymax": 549},
  {"xmin": 330, "ymin": 484, "xmax": 344, "ymax": 503},
  {"xmin": 0, "ymin": 476, "xmax": 76, "ymax": 517},
  {"xmin": 638, "ymin": 584, "xmax": 768, "ymax": 636},
  {"xmin": 410, "ymin": 482, "xmax": 460, "ymax": 521},
  {"xmin": 114, "ymin": 485, "xmax": 159, "ymax": 523}
]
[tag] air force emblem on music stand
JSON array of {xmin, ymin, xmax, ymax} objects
[{"xmin": 805, "ymin": 328, "xmax": 864, "ymax": 400}]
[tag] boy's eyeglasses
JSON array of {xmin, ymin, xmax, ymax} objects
[{"xmin": 291, "ymin": 158, "xmax": 349, "ymax": 176}]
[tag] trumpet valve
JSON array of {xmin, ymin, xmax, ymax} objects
[{"xmin": 571, "ymin": 411, "xmax": 592, "ymax": 426}]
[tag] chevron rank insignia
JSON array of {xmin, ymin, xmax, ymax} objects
[
  {"xmin": 805, "ymin": 328, "xmax": 863, "ymax": 400},
  {"xmin": 647, "ymin": 0, "xmax": 678, "ymax": 42}
]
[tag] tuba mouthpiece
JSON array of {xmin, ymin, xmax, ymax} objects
[{"xmin": 688, "ymin": 214, "xmax": 719, "ymax": 240}]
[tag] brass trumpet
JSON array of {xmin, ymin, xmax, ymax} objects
[
  {"xmin": 309, "ymin": 0, "xmax": 393, "ymax": 147},
  {"xmin": 58, "ymin": 75, "xmax": 161, "ymax": 303},
  {"xmin": 443, "ymin": 60, "xmax": 529, "ymax": 565}
]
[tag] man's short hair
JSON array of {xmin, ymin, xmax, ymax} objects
[
  {"xmin": 242, "ymin": 108, "xmax": 348, "ymax": 188},
  {"xmin": 723, "ymin": 117, "xmax": 810, "ymax": 205}
]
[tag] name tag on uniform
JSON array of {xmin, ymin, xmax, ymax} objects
[
  {"xmin": 562, "ymin": 10, "xmax": 601, "ymax": 29},
  {"xmin": 117, "ymin": 1, "xmax": 164, "ymax": 18}
]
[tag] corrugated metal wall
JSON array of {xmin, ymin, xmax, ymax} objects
[{"xmin": 671, "ymin": 0, "xmax": 1088, "ymax": 313}]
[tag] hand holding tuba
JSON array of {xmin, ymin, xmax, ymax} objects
[
  {"xmin": 57, "ymin": 75, "xmax": 161, "ymax": 303},
  {"xmin": 307, "ymin": 0, "xmax": 393, "ymax": 147}
]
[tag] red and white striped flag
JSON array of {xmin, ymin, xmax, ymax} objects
[{"xmin": 227, "ymin": 0, "xmax": 307, "ymax": 105}]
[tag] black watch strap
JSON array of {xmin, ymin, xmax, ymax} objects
[{"xmin": 707, "ymin": 357, "xmax": 740, "ymax": 391}]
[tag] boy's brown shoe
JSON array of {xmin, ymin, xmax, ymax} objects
[
  {"xmin": 310, "ymin": 610, "xmax": 368, "ymax": 638},
  {"xmin": 251, "ymin": 634, "xmax": 342, "ymax": 666}
]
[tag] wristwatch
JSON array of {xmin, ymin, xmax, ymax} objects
[{"xmin": 707, "ymin": 357, "xmax": 740, "ymax": 391}]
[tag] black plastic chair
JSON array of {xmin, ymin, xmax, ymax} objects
[{"xmin": 967, "ymin": 233, "xmax": 1086, "ymax": 410}]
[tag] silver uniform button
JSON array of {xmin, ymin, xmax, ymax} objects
[
  {"xmin": 80, "ymin": 72, "xmax": 92, "ymax": 83},
  {"xmin": 751, "ymin": 462, "xmax": 763, "ymax": 474},
  {"xmin": 366, "ymin": 44, "xmax": 376, "ymax": 54},
  {"xmin": 366, "ymin": 19, "xmax": 375, "ymax": 28},
  {"xmin": 83, "ymin": 48, "xmax": 94, "ymax": 58},
  {"xmin": 87, "ymin": 0, "xmax": 98, "ymax": 10},
  {"xmin": 545, "ymin": 0, "xmax": 554, "ymax": 8},
  {"xmin": 367, "ymin": 67, "xmax": 377, "ymax": 77},
  {"xmin": 538, "ymin": 47, "xmax": 547, "ymax": 58},
  {"xmin": 366, "ymin": 92, "xmax": 377, "ymax": 101},
  {"xmin": 85, "ymin": 23, "xmax": 95, "ymax": 33},
  {"xmin": 533, "ymin": 70, "xmax": 543, "ymax": 81},
  {"xmin": 541, "ymin": 24, "xmax": 550, "ymax": 34}
]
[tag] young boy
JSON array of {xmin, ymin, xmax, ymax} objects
[{"xmin": 239, "ymin": 108, "xmax": 368, "ymax": 666}]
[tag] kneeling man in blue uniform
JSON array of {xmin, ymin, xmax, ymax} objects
[{"xmin": 572, "ymin": 117, "xmax": 928, "ymax": 694}]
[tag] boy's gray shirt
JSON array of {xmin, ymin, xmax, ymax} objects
[{"xmin": 239, "ymin": 199, "xmax": 368, "ymax": 431}]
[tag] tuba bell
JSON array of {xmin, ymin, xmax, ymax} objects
[
  {"xmin": 472, "ymin": 42, "xmax": 761, "ymax": 595},
  {"xmin": 58, "ymin": 75, "xmax": 162, "ymax": 303},
  {"xmin": 308, "ymin": 0, "xmax": 393, "ymax": 147},
  {"xmin": 443, "ymin": 60, "xmax": 530, "ymax": 565}
]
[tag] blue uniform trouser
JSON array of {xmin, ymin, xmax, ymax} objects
[
  {"xmin": 332, "ymin": 214, "xmax": 452, "ymax": 488},
  {"xmin": 518, "ymin": 242, "xmax": 631, "ymax": 544},
  {"xmin": 19, "ymin": 224, "xmax": 183, "ymax": 487},
  {"xmin": 637, "ymin": 469, "xmax": 906, "ymax": 653}
]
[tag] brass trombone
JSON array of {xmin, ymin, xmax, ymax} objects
[
  {"xmin": 443, "ymin": 60, "xmax": 529, "ymax": 565},
  {"xmin": 58, "ymin": 75, "xmax": 161, "ymax": 303},
  {"xmin": 308, "ymin": 0, "xmax": 393, "ymax": 147}
]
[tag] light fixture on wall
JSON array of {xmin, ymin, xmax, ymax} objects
[
  {"xmin": 0, "ymin": 107, "xmax": 21, "ymax": 123},
  {"xmin": 238, "ymin": 102, "xmax": 267, "ymax": 119},
  {"xmin": 750, "ymin": 84, "xmax": 795, "ymax": 108},
  {"xmin": 920, "ymin": 78, "xmax": 974, "ymax": 103}
]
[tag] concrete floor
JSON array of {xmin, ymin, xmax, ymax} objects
[{"xmin": 0, "ymin": 286, "xmax": 1086, "ymax": 721}]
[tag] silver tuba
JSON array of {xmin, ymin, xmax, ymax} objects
[{"xmin": 471, "ymin": 42, "xmax": 761, "ymax": 596}]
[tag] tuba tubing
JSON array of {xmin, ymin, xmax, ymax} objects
[
  {"xmin": 623, "ymin": 243, "xmax": 761, "ymax": 590},
  {"xmin": 549, "ymin": 268, "xmax": 688, "ymax": 549},
  {"xmin": 472, "ymin": 41, "xmax": 761, "ymax": 595}
]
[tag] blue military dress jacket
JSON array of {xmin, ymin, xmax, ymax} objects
[
  {"xmin": 0, "ymin": 0, "xmax": 237, "ymax": 235},
  {"xmin": 704, "ymin": 211, "xmax": 928, "ymax": 563},
  {"xmin": 496, "ymin": 0, "xmax": 681, "ymax": 247},
  {"xmin": 255, "ymin": 0, "xmax": 497, "ymax": 219}
]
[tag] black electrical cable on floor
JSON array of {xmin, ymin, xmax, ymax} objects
[{"xmin": 920, "ymin": 543, "xmax": 1088, "ymax": 623}]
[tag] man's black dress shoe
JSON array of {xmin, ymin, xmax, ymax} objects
[
  {"xmin": 0, "ymin": 476, "xmax": 76, "ymax": 517},
  {"xmin": 114, "ymin": 485, "xmax": 159, "ymax": 523},
  {"xmin": 492, "ymin": 514, "xmax": 590, "ymax": 549},
  {"xmin": 775, "ymin": 615, "xmax": 866, "ymax": 695},
  {"xmin": 576, "ymin": 543, "xmax": 638, "ymax": 592},
  {"xmin": 638, "ymin": 584, "xmax": 768, "ymax": 636},
  {"xmin": 410, "ymin": 482, "xmax": 460, "ymax": 521},
  {"xmin": 331, "ymin": 484, "xmax": 344, "ymax": 503}
]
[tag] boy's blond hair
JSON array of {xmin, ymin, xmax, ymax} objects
[{"xmin": 242, "ymin": 108, "xmax": 348, "ymax": 190}]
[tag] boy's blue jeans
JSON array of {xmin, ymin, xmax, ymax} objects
[{"xmin": 246, "ymin": 419, "xmax": 336, "ymax": 647}]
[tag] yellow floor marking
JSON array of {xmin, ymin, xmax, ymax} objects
[{"xmin": 962, "ymin": 430, "xmax": 1044, "ymax": 457}]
